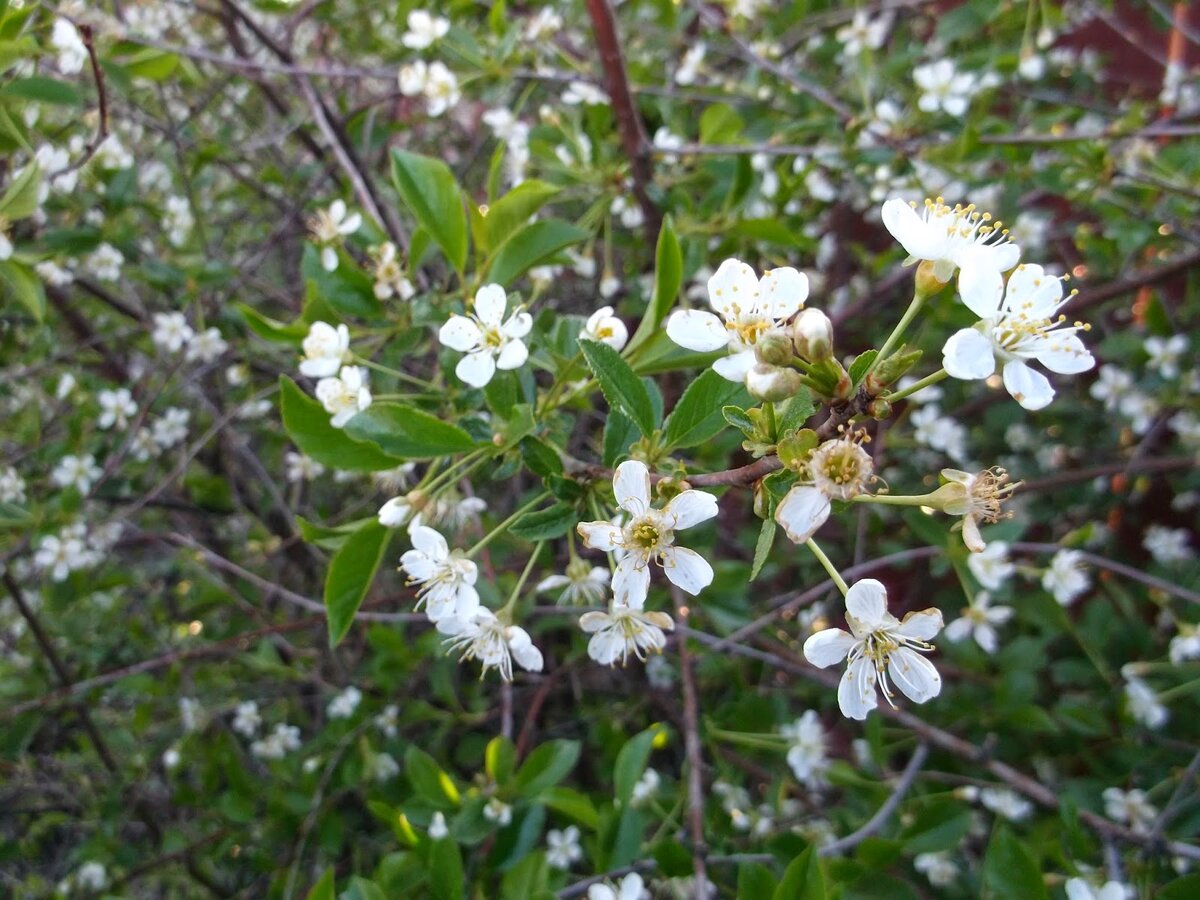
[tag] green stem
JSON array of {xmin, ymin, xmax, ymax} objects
[
  {"xmin": 885, "ymin": 368, "xmax": 948, "ymax": 403},
  {"xmin": 865, "ymin": 290, "xmax": 926, "ymax": 379},
  {"xmin": 498, "ymin": 541, "xmax": 545, "ymax": 618},
  {"xmin": 1157, "ymin": 677, "xmax": 1200, "ymax": 703},
  {"xmin": 423, "ymin": 449, "xmax": 489, "ymax": 497},
  {"xmin": 467, "ymin": 490, "xmax": 552, "ymax": 558},
  {"xmin": 805, "ymin": 537, "xmax": 848, "ymax": 596},
  {"xmin": 851, "ymin": 491, "xmax": 941, "ymax": 508},
  {"xmin": 353, "ymin": 355, "xmax": 436, "ymax": 390}
]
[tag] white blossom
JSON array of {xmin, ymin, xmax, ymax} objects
[
  {"xmin": 914, "ymin": 851, "xmax": 960, "ymax": 887},
  {"xmin": 315, "ymin": 365, "xmax": 372, "ymax": 428},
  {"xmin": 438, "ymin": 284, "xmax": 531, "ymax": 388},
  {"xmin": 804, "ymin": 579, "xmax": 944, "ymax": 720},
  {"xmin": 401, "ymin": 10, "xmax": 450, "ymax": 49},
  {"xmin": 370, "ymin": 242, "xmax": 415, "ymax": 301},
  {"xmin": 34, "ymin": 531, "xmax": 91, "ymax": 581},
  {"xmin": 675, "ymin": 43, "xmax": 705, "ymax": 85},
  {"xmin": 630, "ymin": 768, "xmax": 660, "ymax": 806},
  {"xmin": 97, "ymin": 388, "xmax": 137, "ymax": 430},
  {"xmin": 85, "ymin": 243, "xmax": 124, "ymax": 282},
  {"xmin": 562, "ymin": 80, "xmax": 608, "ymax": 106},
  {"xmin": 1102, "ymin": 787, "xmax": 1156, "ymax": 834},
  {"xmin": 252, "ymin": 723, "xmax": 302, "ymax": 759},
  {"xmin": 423, "ymin": 62, "xmax": 460, "ymax": 117},
  {"xmin": 484, "ymin": 797, "xmax": 513, "ymax": 825},
  {"xmin": 300, "ymin": 321, "xmax": 351, "ymax": 378},
  {"xmin": 232, "ymin": 701, "xmax": 261, "ymax": 737},
  {"xmin": 913, "ymin": 59, "xmax": 979, "ymax": 116},
  {"xmin": 537, "ymin": 561, "xmax": 610, "ymax": 606},
  {"xmin": 1169, "ymin": 624, "xmax": 1200, "ymax": 665},
  {"xmin": 581, "ymin": 306, "xmax": 629, "ymax": 351},
  {"xmin": 588, "ymin": 872, "xmax": 650, "ymax": 900},
  {"xmin": 399, "ymin": 525, "xmax": 480, "ymax": 621},
  {"xmin": 1122, "ymin": 667, "xmax": 1168, "ymax": 729},
  {"xmin": 880, "ymin": 196, "xmax": 1020, "ymax": 286},
  {"xmin": 979, "ymin": 786, "xmax": 1033, "ymax": 821},
  {"xmin": 836, "ymin": 11, "xmax": 892, "ymax": 56},
  {"xmin": 74, "ymin": 862, "xmax": 108, "ymax": 891},
  {"xmin": 1042, "ymin": 549, "xmax": 1090, "ymax": 606},
  {"xmin": 1143, "ymin": 525, "xmax": 1193, "ymax": 565},
  {"xmin": 779, "ymin": 710, "xmax": 829, "ymax": 786},
  {"xmin": 308, "ymin": 200, "xmax": 361, "ymax": 271},
  {"xmin": 152, "ymin": 312, "xmax": 194, "ymax": 353},
  {"xmin": 1089, "ymin": 364, "xmax": 1133, "ymax": 412},
  {"xmin": 186, "ymin": 327, "xmax": 229, "ymax": 364},
  {"xmin": 438, "ymin": 608, "xmax": 543, "ymax": 681},
  {"xmin": 580, "ymin": 601, "xmax": 675, "ymax": 666},
  {"xmin": 52, "ymin": 454, "xmax": 102, "ymax": 494},
  {"xmin": 428, "ymin": 811, "xmax": 449, "ymax": 839},
  {"xmin": 327, "ymin": 685, "xmax": 362, "ymax": 719},
  {"xmin": 1144, "ymin": 334, "xmax": 1188, "ymax": 379},
  {"xmin": 1065, "ymin": 878, "xmax": 1130, "ymax": 900},
  {"xmin": 775, "ymin": 435, "xmax": 874, "ymax": 544},
  {"xmin": 51, "ymin": 19, "xmax": 88, "ymax": 74},
  {"xmin": 546, "ymin": 825, "xmax": 583, "ymax": 870},
  {"xmin": 152, "ymin": 407, "xmax": 190, "ymax": 449},
  {"xmin": 0, "ymin": 466, "xmax": 26, "ymax": 503},
  {"xmin": 285, "ymin": 452, "xmax": 325, "ymax": 483},
  {"xmin": 936, "ymin": 467, "xmax": 1017, "ymax": 553},
  {"xmin": 943, "ymin": 591, "xmax": 1013, "ymax": 653}
]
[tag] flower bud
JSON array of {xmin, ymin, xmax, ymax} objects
[
  {"xmin": 791, "ymin": 309, "xmax": 834, "ymax": 362},
  {"xmin": 914, "ymin": 259, "xmax": 949, "ymax": 297},
  {"xmin": 746, "ymin": 364, "xmax": 803, "ymax": 402},
  {"xmin": 868, "ymin": 397, "xmax": 892, "ymax": 420},
  {"xmin": 865, "ymin": 346, "xmax": 923, "ymax": 394},
  {"xmin": 754, "ymin": 329, "xmax": 794, "ymax": 366}
]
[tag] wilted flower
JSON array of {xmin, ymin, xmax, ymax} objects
[{"xmin": 934, "ymin": 467, "xmax": 1018, "ymax": 553}]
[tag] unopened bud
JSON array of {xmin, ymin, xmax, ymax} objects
[
  {"xmin": 655, "ymin": 476, "xmax": 690, "ymax": 502},
  {"xmin": 752, "ymin": 480, "xmax": 768, "ymax": 519},
  {"xmin": 914, "ymin": 259, "xmax": 950, "ymax": 297},
  {"xmin": 746, "ymin": 364, "xmax": 803, "ymax": 402},
  {"xmin": 791, "ymin": 308, "xmax": 833, "ymax": 362},
  {"xmin": 865, "ymin": 347, "xmax": 923, "ymax": 394},
  {"xmin": 868, "ymin": 397, "xmax": 892, "ymax": 420},
  {"xmin": 754, "ymin": 329, "xmax": 794, "ymax": 366}
]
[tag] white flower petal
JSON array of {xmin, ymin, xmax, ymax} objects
[
  {"xmin": 711, "ymin": 349, "xmax": 756, "ymax": 383},
  {"xmin": 957, "ymin": 264, "xmax": 1005, "ymax": 319},
  {"xmin": 888, "ymin": 647, "xmax": 942, "ymax": 703},
  {"xmin": 707, "ymin": 258, "xmax": 759, "ymax": 317},
  {"xmin": 409, "ymin": 525, "xmax": 448, "ymax": 560},
  {"xmin": 495, "ymin": 338, "xmax": 528, "ymax": 371},
  {"xmin": 502, "ymin": 311, "xmax": 533, "ymax": 339},
  {"xmin": 577, "ymin": 521, "xmax": 623, "ymax": 552},
  {"xmin": 579, "ymin": 611, "xmax": 613, "ymax": 634},
  {"xmin": 456, "ymin": 350, "xmax": 497, "ymax": 388},
  {"xmin": 439, "ymin": 315, "xmax": 483, "ymax": 352},
  {"xmin": 1035, "ymin": 333, "xmax": 1094, "ymax": 375},
  {"xmin": 942, "ymin": 327, "xmax": 996, "ymax": 381},
  {"xmin": 895, "ymin": 608, "xmax": 943, "ymax": 641},
  {"xmin": 881, "ymin": 199, "xmax": 943, "ymax": 260},
  {"xmin": 659, "ymin": 546, "xmax": 713, "ymax": 595},
  {"xmin": 613, "ymin": 460, "xmax": 651, "ymax": 514},
  {"xmin": 803, "ymin": 628, "xmax": 855, "ymax": 667},
  {"xmin": 845, "ymin": 579, "xmax": 888, "ymax": 628},
  {"xmin": 473, "ymin": 284, "xmax": 508, "ymax": 326},
  {"xmin": 1002, "ymin": 359, "xmax": 1054, "ymax": 410},
  {"xmin": 1003, "ymin": 263, "xmax": 1060, "ymax": 316},
  {"xmin": 774, "ymin": 486, "xmax": 831, "ymax": 544},
  {"xmin": 612, "ymin": 558, "xmax": 651, "ymax": 608},
  {"xmin": 663, "ymin": 490, "xmax": 718, "ymax": 530},
  {"xmin": 665, "ymin": 309, "xmax": 728, "ymax": 352},
  {"xmin": 839, "ymin": 656, "xmax": 879, "ymax": 720},
  {"xmin": 756, "ymin": 266, "xmax": 809, "ymax": 319}
]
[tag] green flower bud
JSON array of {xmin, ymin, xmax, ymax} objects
[
  {"xmin": 865, "ymin": 347, "xmax": 923, "ymax": 394},
  {"xmin": 754, "ymin": 329, "xmax": 795, "ymax": 366}
]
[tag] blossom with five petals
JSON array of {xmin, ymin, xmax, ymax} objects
[
  {"xmin": 803, "ymin": 579, "xmax": 943, "ymax": 720},
  {"xmin": 665, "ymin": 257, "xmax": 808, "ymax": 385},
  {"xmin": 581, "ymin": 305, "xmax": 629, "ymax": 351},
  {"xmin": 579, "ymin": 601, "xmax": 675, "ymax": 666},
  {"xmin": 399, "ymin": 525, "xmax": 480, "ymax": 621},
  {"xmin": 438, "ymin": 284, "xmax": 532, "ymax": 387},
  {"xmin": 437, "ymin": 608, "xmax": 543, "ymax": 681},
  {"xmin": 299, "ymin": 321, "xmax": 350, "ymax": 378},
  {"xmin": 576, "ymin": 460, "xmax": 718, "ymax": 605},
  {"xmin": 314, "ymin": 365, "xmax": 371, "ymax": 427},
  {"xmin": 881, "ymin": 196, "xmax": 1020, "ymax": 286},
  {"xmin": 308, "ymin": 200, "xmax": 361, "ymax": 271}
]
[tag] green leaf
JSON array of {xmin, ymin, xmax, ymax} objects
[
  {"xmin": 981, "ymin": 826, "xmax": 1048, "ymax": 900},
  {"xmin": 603, "ymin": 409, "xmax": 638, "ymax": 466},
  {"xmin": 306, "ymin": 868, "xmax": 335, "ymax": 900},
  {"xmin": 279, "ymin": 377, "xmax": 403, "ymax": 471},
  {"xmin": 663, "ymin": 368, "xmax": 749, "ymax": 450},
  {"xmin": 614, "ymin": 726, "xmax": 660, "ymax": 807},
  {"xmin": 848, "ymin": 350, "xmax": 879, "ymax": 387},
  {"xmin": 0, "ymin": 161, "xmax": 39, "ymax": 219},
  {"xmin": 774, "ymin": 846, "xmax": 824, "ymax": 900},
  {"xmin": 237, "ymin": 303, "xmax": 308, "ymax": 343},
  {"xmin": 628, "ymin": 215, "xmax": 681, "ymax": 353},
  {"xmin": 301, "ymin": 245, "xmax": 383, "ymax": 320},
  {"xmin": 390, "ymin": 148, "xmax": 467, "ymax": 273},
  {"xmin": 481, "ymin": 179, "xmax": 561, "ymax": 252},
  {"xmin": 722, "ymin": 405, "xmax": 755, "ymax": 435},
  {"xmin": 519, "ymin": 436, "xmax": 563, "ymax": 478},
  {"xmin": 699, "ymin": 103, "xmax": 743, "ymax": 143},
  {"xmin": 405, "ymin": 746, "xmax": 461, "ymax": 808},
  {"xmin": 120, "ymin": 48, "xmax": 179, "ymax": 81},
  {"xmin": 510, "ymin": 502, "xmax": 576, "ymax": 541},
  {"xmin": 324, "ymin": 520, "xmax": 392, "ymax": 646},
  {"xmin": 342, "ymin": 877, "xmax": 386, "ymax": 900},
  {"xmin": 491, "ymin": 803, "xmax": 546, "ymax": 872},
  {"xmin": 0, "ymin": 258, "xmax": 46, "ymax": 321},
  {"xmin": 485, "ymin": 736, "xmax": 516, "ymax": 786},
  {"xmin": 514, "ymin": 740, "xmax": 580, "ymax": 797},
  {"xmin": 342, "ymin": 403, "xmax": 479, "ymax": 459},
  {"xmin": 777, "ymin": 388, "xmax": 816, "ymax": 434},
  {"xmin": 1, "ymin": 76, "xmax": 81, "ymax": 106},
  {"xmin": 750, "ymin": 519, "xmax": 776, "ymax": 581},
  {"xmin": 428, "ymin": 839, "xmax": 464, "ymax": 900},
  {"xmin": 540, "ymin": 787, "xmax": 599, "ymax": 831},
  {"xmin": 487, "ymin": 218, "xmax": 588, "ymax": 287},
  {"xmin": 1160, "ymin": 874, "xmax": 1200, "ymax": 899},
  {"xmin": 579, "ymin": 339, "xmax": 656, "ymax": 437},
  {"xmin": 739, "ymin": 862, "xmax": 777, "ymax": 896}
]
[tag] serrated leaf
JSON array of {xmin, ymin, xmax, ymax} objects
[
  {"xmin": 722, "ymin": 404, "xmax": 755, "ymax": 435},
  {"xmin": 324, "ymin": 520, "xmax": 391, "ymax": 646},
  {"xmin": 342, "ymin": 402, "xmax": 479, "ymax": 459},
  {"xmin": 487, "ymin": 218, "xmax": 588, "ymax": 287},
  {"xmin": 514, "ymin": 740, "xmax": 580, "ymax": 796},
  {"xmin": 580, "ymin": 339, "xmax": 656, "ymax": 437},
  {"xmin": 628, "ymin": 215, "xmax": 681, "ymax": 353},
  {"xmin": 390, "ymin": 149, "xmax": 467, "ymax": 273},
  {"xmin": 663, "ymin": 368, "xmax": 749, "ymax": 451},
  {"xmin": 777, "ymin": 388, "xmax": 816, "ymax": 434},
  {"xmin": 279, "ymin": 377, "xmax": 403, "ymax": 471},
  {"xmin": 750, "ymin": 519, "xmax": 776, "ymax": 581},
  {"xmin": 519, "ymin": 436, "xmax": 563, "ymax": 477},
  {"xmin": 848, "ymin": 350, "xmax": 878, "ymax": 387},
  {"xmin": 981, "ymin": 826, "xmax": 1048, "ymax": 900},
  {"xmin": 603, "ymin": 409, "xmax": 638, "ymax": 466}
]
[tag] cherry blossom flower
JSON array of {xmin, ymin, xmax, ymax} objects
[
  {"xmin": 912, "ymin": 59, "xmax": 978, "ymax": 116},
  {"xmin": 579, "ymin": 601, "xmax": 675, "ymax": 665},
  {"xmin": 327, "ymin": 685, "xmax": 362, "ymax": 719},
  {"xmin": 545, "ymin": 825, "xmax": 583, "ymax": 870},
  {"xmin": 537, "ymin": 559, "xmax": 610, "ymax": 606},
  {"xmin": 428, "ymin": 811, "xmax": 449, "ymax": 839},
  {"xmin": 935, "ymin": 467, "xmax": 1017, "ymax": 553},
  {"xmin": 666, "ymin": 258, "xmax": 809, "ymax": 385},
  {"xmin": 1102, "ymin": 787, "xmax": 1156, "ymax": 834},
  {"xmin": 285, "ymin": 452, "xmax": 325, "ymax": 484},
  {"xmin": 423, "ymin": 62, "xmax": 461, "ymax": 117},
  {"xmin": 308, "ymin": 200, "xmax": 361, "ymax": 271},
  {"xmin": 803, "ymin": 579, "xmax": 943, "ymax": 720},
  {"xmin": 50, "ymin": 19, "xmax": 87, "ymax": 74},
  {"xmin": 881, "ymin": 196, "xmax": 1020, "ymax": 287},
  {"xmin": 97, "ymin": 388, "xmax": 137, "ymax": 430},
  {"xmin": 914, "ymin": 852, "xmax": 960, "ymax": 888},
  {"xmin": 967, "ymin": 540, "xmax": 1015, "ymax": 590},
  {"xmin": 152, "ymin": 312, "xmax": 194, "ymax": 353},
  {"xmin": 780, "ymin": 711, "xmax": 829, "ymax": 786},
  {"xmin": 186, "ymin": 326, "xmax": 228, "ymax": 363},
  {"xmin": 576, "ymin": 460, "xmax": 718, "ymax": 605},
  {"xmin": 369, "ymin": 242, "xmax": 415, "ymax": 301},
  {"xmin": 588, "ymin": 872, "xmax": 650, "ymax": 900},
  {"xmin": 315, "ymin": 365, "xmax": 371, "ymax": 427},
  {"xmin": 943, "ymin": 263, "xmax": 1094, "ymax": 411},
  {"xmin": 943, "ymin": 591, "xmax": 1013, "ymax": 654},
  {"xmin": 401, "ymin": 10, "xmax": 449, "ymax": 49},
  {"xmin": 437, "ymin": 608, "xmax": 543, "ymax": 681},
  {"xmin": 399, "ymin": 525, "xmax": 480, "ymax": 621},
  {"xmin": 231, "ymin": 701, "xmax": 261, "ymax": 737},
  {"xmin": 300, "ymin": 321, "xmax": 351, "ymax": 378},
  {"xmin": 775, "ymin": 434, "xmax": 874, "ymax": 544},
  {"xmin": 1143, "ymin": 525, "xmax": 1193, "ymax": 565},
  {"xmin": 581, "ymin": 305, "xmax": 629, "ymax": 351},
  {"xmin": 484, "ymin": 798, "xmax": 513, "ymax": 825},
  {"xmin": 979, "ymin": 786, "xmax": 1033, "ymax": 821},
  {"xmin": 1065, "ymin": 878, "xmax": 1130, "ymax": 900},
  {"xmin": 52, "ymin": 454, "xmax": 102, "ymax": 494},
  {"xmin": 1042, "ymin": 548, "xmax": 1089, "ymax": 606},
  {"xmin": 1122, "ymin": 666, "xmax": 1168, "ymax": 729},
  {"xmin": 438, "ymin": 284, "xmax": 531, "ymax": 388},
  {"xmin": 1144, "ymin": 334, "xmax": 1188, "ymax": 379}
]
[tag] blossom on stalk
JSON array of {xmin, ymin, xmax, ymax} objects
[
  {"xmin": 935, "ymin": 467, "xmax": 1018, "ymax": 552},
  {"xmin": 587, "ymin": 872, "xmax": 650, "ymax": 900},
  {"xmin": 880, "ymin": 196, "xmax": 1020, "ymax": 285},
  {"xmin": 779, "ymin": 710, "xmax": 829, "ymax": 786},
  {"xmin": 308, "ymin": 200, "xmax": 361, "ymax": 271},
  {"xmin": 537, "ymin": 559, "xmax": 610, "ymax": 606},
  {"xmin": 545, "ymin": 826, "xmax": 583, "ymax": 870},
  {"xmin": 315, "ymin": 365, "xmax": 371, "ymax": 427},
  {"xmin": 1121, "ymin": 665, "xmax": 1168, "ymax": 729},
  {"xmin": 581, "ymin": 305, "xmax": 628, "ymax": 351},
  {"xmin": 665, "ymin": 257, "xmax": 809, "ymax": 385},
  {"xmin": 1065, "ymin": 878, "xmax": 1130, "ymax": 900},
  {"xmin": 369, "ymin": 242, "xmax": 415, "ymax": 300},
  {"xmin": 943, "ymin": 591, "xmax": 1013, "ymax": 654},
  {"xmin": 399, "ymin": 525, "xmax": 480, "ymax": 621},
  {"xmin": 1042, "ymin": 548, "xmax": 1089, "ymax": 606},
  {"xmin": 1143, "ymin": 525, "xmax": 1193, "ymax": 565},
  {"xmin": 967, "ymin": 540, "xmax": 1015, "ymax": 589},
  {"xmin": 97, "ymin": 388, "xmax": 137, "ymax": 430},
  {"xmin": 437, "ymin": 608, "xmax": 543, "ymax": 681},
  {"xmin": 914, "ymin": 852, "xmax": 960, "ymax": 888},
  {"xmin": 576, "ymin": 460, "xmax": 718, "ymax": 605},
  {"xmin": 803, "ymin": 579, "xmax": 943, "ymax": 720},
  {"xmin": 300, "ymin": 321, "xmax": 351, "ymax": 378},
  {"xmin": 913, "ymin": 59, "xmax": 979, "ymax": 116},
  {"xmin": 579, "ymin": 600, "xmax": 675, "ymax": 666},
  {"xmin": 401, "ymin": 10, "xmax": 449, "ymax": 49},
  {"xmin": 152, "ymin": 312, "xmax": 194, "ymax": 353},
  {"xmin": 1102, "ymin": 787, "xmax": 1156, "ymax": 834},
  {"xmin": 52, "ymin": 454, "xmax": 102, "ymax": 494},
  {"xmin": 438, "ymin": 284, "xmax": 531, "ymax": 388},
  {"xmin": 775, "ymin": 433, "xmax": 874, "ymax": 544},
  {"xmin": 943, "ymin": 263, "xmax": 1094, "ymax": 411}
]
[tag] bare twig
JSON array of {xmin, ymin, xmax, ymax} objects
[
  {"xmin": 819, "ymin": 743, "xmax": 929, "ymax": 856},
  {"xmin": 670, "ymin": 585, "xmax": 708, "ymax": 896},
  {"xmin": 51, "ymin": 23, "xmax": 109, "ymax": 179}
]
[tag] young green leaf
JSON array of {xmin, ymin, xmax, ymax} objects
[
  {"xmin": 614, "ymin": 726, "xmax": 661, "ymax": 807},
  {"xmin": 481, "ymin": 179, "xmax": 561, "ymax": 252},
  {"xmin": 342, "ymin": 402, "xmax": 480, "ymax": 459},
  {"xmin": 627, "ymin": 214, "xmax": 681, "ymax": 353},
  {"xmin": 301, "ymin": 245, "xmax": 382, "ymax": 320},
  {"xmin": 279, "ymin": 377, "xmax": 403, "ymax": 471},
  {"xmin": 514, "ymin": 740, "xmax": 580, "ymax": 796},
  {"xmin": 428, "ymin": 838, "xmax": 465, "ymax": 900},
  {"xmin": 663, "ymin": 368, "xmax": 750, "ymax": 450},
  {"xmin": 0, "ymin": 259, "xmax": 46, "ymax": 322},
  {"xmin": 405, "ymin": 745, "xmax": 462, "ymax": 808},
  {"xmin": 237, "ymin": 303, "xmax": 309, "ymax": 343},
  {"xmin": 305, "ymin": 868, "xmax": 335, "ymax": 900},
  {"xmin": 324, "ymin": 519, "xmax": 392, "ymax": 646},
  {"xmin": 848, "ymin": 349, "xmax": 879, "ymax": 387},
  {"xmin": 580, "ymin": 339, "xmax": 657, "ymax": 437},
  {"xmin": 773, "ymin": 845, "xmax": 825, "ymax": 900},
  {"xmin": 510, "ymin": 502, "xmax": 576, "ymax": 541},
  {"xmin": 981, "ymin": 826, "xmax": 1048, "ymax": 900},
  {"xmin": 750, "ymin": 518, "xmax": 776, "ymax": 581},
  {"xmin": 390, "ymin": 148, "xmax": 468, "ymax": 273},
  {"xmin": 487, "ymin": 219, "xmax": 588, "ymax": 287},
  {"xmin": 0, "ymin": 161, "xmax": 40, "ymax": 220}
]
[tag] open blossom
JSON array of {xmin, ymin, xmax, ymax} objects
[
  {"xmin": 315, "ymin": 365, "xmax": 371, "ymax": 427},
  {"xmin": 35, "ymin": 531, "xmax": 92, "ymax": 581},
  {"xmin": 803, "ymin": 579, "xmax": 943, "ymax": 720},
  {"xmin": 231, "ymin": 701, "xmax": 261, "ymax": 737},
  {"xmin": 943, "ymin": 591, "xmax": 1013, "ymax": 654},
  {"xmin": 913, "ymin": 59, "xmax": 978, "ymax": 116},
  {"xmin": 1102, "ymin": 787, "xmax": 1157, "ymax": 834},
  {"xmin": 880, "ymin": 197, "xmax": 1020, "ymax": 286},
  {"xmin": 979, "ymin": 786, "xmax": 1033, "ymax": 821},
  {"xmin": 423, "ymin": 62, "xmax": 460, "ymax": 117},
  {"xmin": 327, "ymin": 685, "xmax": 362, "ymax": 719},
  {"xmin": 252, "ymin": 723, "xmax": 301, "ymax": 759},
  {"xmin": 1042, "ymin": 548, "xmax": 1089, "ymax": 606},
  {"xmin": 780, "ymin": 711, "xmax": 829, "ymax": 786},
  {"xmin": 0, "ymin": 466, "xmax": 26, "ymax": 503},
  {"xmin": 666, "ymin": 258, "xmax": 809, "ymax": 385},
  {"xmin": 587, "ymin": 872, "xmax": 650, "ymax": 900},
  {"xmin": 400, "ymin": 525, "xmax": 480, "ymax": 621},
  {"xmin": 581, "ymin": 306, "xmax": 629, "ymax": 351},
  {"xmin": 1065, "ymin": 878, "xmax": 1130, "ymax": 900},
  {"xmin": 576, "ymin": 461, "xmax": 718, "ymax": 605},
  {"xmin": 401, "ymin": 10, "xmax": 450, "ymax": 49},
  {"xmin": 437, "ymin": 608, "xmax": 543, "ymax": 681},
  {"xmin": 1144, "ymin": 334, "xmax": 1188, "ymax": 379},
  {"xmin": 944, "ymin": 263, "xmax": 1094, "ymax": 411},
  {"xmin": 935, "ymin": 467, "xmax": 1017, "ymax": 553},
  {"xmin": 836, "ymin": 11, "xmax": 892, "ymax": 56},
  {"xmin": 300, "ymin": 321, "xmax": 351, "ymax": 378},
  {"xmin": 537, "ymin": 559, "xmax": 610, "ymax": 606},
  {"xmin": 1143, "ymin": 525, "xmax": 1193, "ymax": 565},
  {"xmin": 484, "ymin": 798, "xmax": 513, "ymax": 825},
  {"xmin": 51, "ymin": 18, "xmax": 87, "ymax": 74},
  {"xmin": 776, "ymin": 433, "xmax": 875, "ymax": 544},
  {"xmin": 186, "ymin": 326, "xmax": 228, "ymax": 363},
  {"xmin": 967, "ymin": 540, "xmax": 1015, "ymax": 589},
  {"xmin": 97, "ymin": 388, "xmax": 137, "ymax": 430},
  {"xmin": 580, "ymin": 600, "xmax": 675, "ymax": 666},
  {"xmin": 308, "ymin": 200, "xmax": 361, "ymax": 271},
  {"xmin": 52, "ymin": 453, "xmax": 102, "ymax": 494},
  {"xmin": 369, "ymin": 242, "xmax": 415, "ymax": 301},
  {"xmin": 152, "ymin": 312, "xmax": 194, "ymax": 352},
  {"xmin": 439, "ymin": 284, "xmax": 531, "ymax": 388},
  {"xmin": 545, "ymin": 825, "xmax": 583, "ymax": 870},
  {"xmin": 914, "ymin": 852, "xmax": 960, "ymax": 888},
  {"xmin": 1122, "ymin": 666, "xmax": 1168, "ymax": 729},
  {"xmin": 285, "ymin": 451, "xmax": 325, "ymax": 483}
]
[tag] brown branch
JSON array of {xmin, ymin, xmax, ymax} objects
[
  {"xmin": 1017, "ymin": 456, "xmax": 1193, "ymax": 493},
  {"xmin": 819, "ymin": 743, "xmax": 929, "ymax": 856},
  {"xmin": 51, "ymin": 22, "xmax": 108, "ymax": 179},
  {"xmin": 585, "ymin": 0, "xmax": 661, "ymax": 242},
  {"xmin": 1071, "ymin": 248, "xmax": 1200, "ymax": 313},
  {"xmin": 670, "ymin": 585, "xmax": 708, "ymax": 896}
]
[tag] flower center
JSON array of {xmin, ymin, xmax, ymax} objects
[
  {"xmin": 969, "ymin": 466, "xmax": 1017, "ymax": 523},
  {"xmin": 630, "ymin": 519, "xmax": 662, "ymax": 550},
  {"xmin": 482, "ymin": 325, "xmax": 505, "ymax": 349},
  {"xmin": 809, "ymin": 434, "xmax": 874, "ymax": 500}
]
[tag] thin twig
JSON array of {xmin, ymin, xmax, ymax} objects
[
  {"xmin": 670, "ymin": 585, "xmax": 709, "ymax": 896},
  {"xmin": 1011, "ymin": 542, "xmax": 1200, "ymax": 606},
  {"xmin": 819, "ymin": 743, "xmax": 929, "ymax": 856},
  {"xmin": 51, "ymin": 22, "xmax": 109, "ymax": 179}
]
